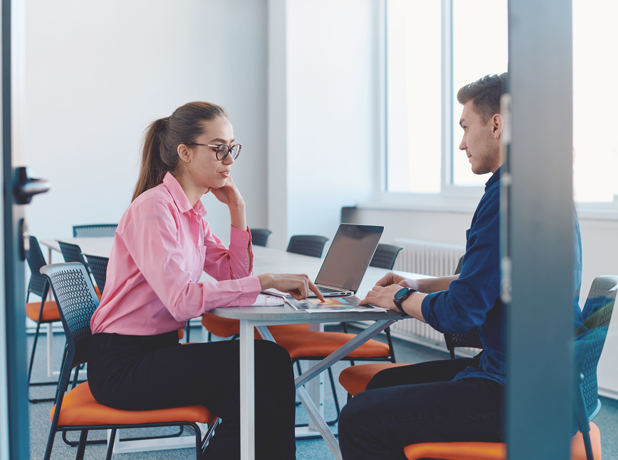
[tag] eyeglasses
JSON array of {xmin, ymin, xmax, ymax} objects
[{"xmin": 184, "ymin": 143, "xmax": 242, "ymax": 161}]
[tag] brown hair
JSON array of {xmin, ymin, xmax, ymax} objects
[
  {"xmin": 457, "ymin": 73, "xmax": 508, "ymax": 124},
  {"xmin": 132, "ymin": 101, "xmax": 228, "ymax": 201}
]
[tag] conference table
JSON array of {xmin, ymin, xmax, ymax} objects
[{"xmin": 41, "ymin": 237, "xmax": 427, "ymax": 460}]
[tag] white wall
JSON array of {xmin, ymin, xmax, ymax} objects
[
  {"xmin": 267, "ymin": 0, "xmax": 379, "ymax": 250},
  {"xmin": 25, "ymin": 0, "xmax": 269, "ymax": 245}
]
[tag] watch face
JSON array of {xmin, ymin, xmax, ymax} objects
[{"xmin": 394, "ymin": 287, "xmax": 409, "ymax": 300}]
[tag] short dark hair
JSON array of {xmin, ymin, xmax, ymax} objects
[{"xmin": 457, "ymin": 73, "xmax": 508, "ymax": 124}]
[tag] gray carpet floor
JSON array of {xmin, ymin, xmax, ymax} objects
[{"xmin": 26, "ymin": 324, "xmax": 618, "ymax": 459}]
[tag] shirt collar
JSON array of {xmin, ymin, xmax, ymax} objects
[
  {"xmin": 162, "ymin": 172, "xmax": 207, "ymax": 217},
  {"xmin": 485, "ymin": 165, "xmax": 503, "ymax": 191}
]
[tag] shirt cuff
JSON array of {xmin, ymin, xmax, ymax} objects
[
  {"xmin": 230, "ymin": 225, "xmax": 251, "ymax": 247},
  {"xmin": 236, "ymin": 275, "xmax": 262, "ymax": 306}
]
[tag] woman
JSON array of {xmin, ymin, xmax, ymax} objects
[{"xmin": 88, "ymin": 101, "xmax": 321, "ymax": 459}]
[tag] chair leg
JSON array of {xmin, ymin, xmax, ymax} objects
[
  {"xmin": 27, "ymin": 299, "xmax": 57, "ymax": 403},
  {"xmin": 327, "ymin": 367, "xmax": 341, "ymax": 425},
  {"xmin": 43, "ymin": 428, "xmax": 57, "ymax": 460},
  {"xmin": 341, "ymin": 323, "xmax": 356, "ymax": 366},
  {"xmin": 582, "ymin": 429, "xmax": 594, "ymax": 460},
  {"xmin": 75, "ymin": 430, "xmax": 89, "ymax": 460},
  {"xmin": 385, "ymin": 327, "xmax": 397, "ymax": 363},
  {"xmin": 27, "ymin": 320, "xmax": 56, "ymax": 403},
  {"xmin": 105, "ymin": 429, "xmax": 117, "ymax": 460},
  {"xmin": 202, "ymin": 419, "xmax": 221, "ymax": 457}
]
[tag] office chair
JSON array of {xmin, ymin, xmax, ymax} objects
[
  {"xmin": 57, "ymin": 241, "xmax": 101, "ymax": 299},
  {"xmin": 72, "ymin": 224, "xmax": 118, "ymax": 238},
  {"xmin": 25, "ymin": 236, "xmax": 62, "ymax": 403},
  {"xmin": 286, "ymin": 235, "xmax": 329, "ymax": 258},
  {"xmin": 82, "ymin": 254, "xmax": 108, "ymax": 295},
  {"xmin": 40, "ymin": 262, "xmax": 218, "ymax": 460},
  {"xmin": 369, "ymin": 244, "xmax": 403, "ymax": 270},
  {"xmin": 250, "ymin": 228, "xmax": 272, "ymax": 247},
  {"xmin": 339, "ymin": 275, "xmax": 618, "ymax": 460}
]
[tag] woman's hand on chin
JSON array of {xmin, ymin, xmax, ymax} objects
[
  {"xmin": 211, "ymin": 177, "xmax": 245, "ymax": 209},
  {"xmin": 258, "ymin": 273, "xmax": 325, "ymax": 302}
]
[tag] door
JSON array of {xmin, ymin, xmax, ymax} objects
[{"xmin": 0, "ymin": 0, "xmax": 50, "ymax": 458}]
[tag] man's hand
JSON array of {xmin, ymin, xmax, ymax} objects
[
  {"xmin": 359, "ymin": 284, "xmax": 403, "ymax": 312},
  {"xmin": 375, "ymin": 272, "xmax": 420, "ymax": 290}
]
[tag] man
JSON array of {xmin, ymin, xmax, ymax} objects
[{"xmin": 338, "ymin": 72, "xmax": 583, "ymax": 460}]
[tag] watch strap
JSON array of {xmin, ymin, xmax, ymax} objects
[{"xmin": 393, "ymin": 287, "xmax": 416, "ymax": 313}]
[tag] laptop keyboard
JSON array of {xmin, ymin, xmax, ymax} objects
[{"xmin": 318, "ymin": 286, "xmax": 344, "ymax": 294}]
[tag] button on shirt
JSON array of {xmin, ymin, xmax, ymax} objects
[
  {"xmin": 421, "ymin": 166, "xmax": 583, "ymax": 387},
  {"xmin": 90, "ymin": 172, "xmax": 262, "ymax": 336}
]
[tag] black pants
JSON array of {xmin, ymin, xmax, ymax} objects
[
  {"xmin": 338, "ymin": 357, "xmax": 504, "ymax": 460},
  {"xmin": 88, "ymin": 332, "xmax": 296, "ymax": 460}
]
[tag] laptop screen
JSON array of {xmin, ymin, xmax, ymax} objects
[{"xmin": 315, "ymin": 224, "xmax": 384, "ymax": 292}]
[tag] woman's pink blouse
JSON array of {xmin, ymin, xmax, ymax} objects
[{"xmin": 90, "ymin": 172, "xmax": 262, "ymax": 336}]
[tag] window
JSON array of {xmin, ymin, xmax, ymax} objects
[
  {"xmin": 385, "ymin": 0, "xmax": 618, "ymax": 207},
  {"xmin": 386, "ymin": 0, "xmax": 508, "ymax": 194},
  {"xmin": 572, "ymin": 0, "xmax": 618, "ymax": 203}
]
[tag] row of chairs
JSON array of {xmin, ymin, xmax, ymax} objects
[
  {"xmin": 26, "ymin": 224, "xmax": 117, "ymax": 404},
  {"xmin": 252, "ymin": 228, "xmax": 404, "ymax": 270}
]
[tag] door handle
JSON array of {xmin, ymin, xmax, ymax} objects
[{"xmin": 14, "ymin": 166, "xmax": 51, "ymax": 204}]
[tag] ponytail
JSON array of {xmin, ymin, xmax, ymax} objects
[
  {"xmin": 132, "ymin": 102, "xmax": 228, "ymax": 202},
  {"xmin": 132, "ymin": 118, "xmax": 171, "ymax": 202}
]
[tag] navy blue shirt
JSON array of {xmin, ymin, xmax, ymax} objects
[{"xmin": 421, "ymin": 166, "xmax": 583, "ymax": 387}]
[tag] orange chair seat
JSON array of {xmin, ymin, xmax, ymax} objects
[
  {"xmin": 51, "ymin": 382, "xmax": 217, "ymax": 427},
  {"xmin": 403, "ymin": 423, "xmax": 601, "ymax": 460},
  {"xmin": 26, "ymin": 300, "xmax": 60, "ymax": 323},
  {"xmin": 271, "ymin": 330, "xmax": 391, "ymax": 360},
  {"xmin": 340, "ymin": 364, "xmax": 602, "ymax": 460},
  {"xmin": 339, "ymin": 362, "xmax": 410, "ymax": 396},
  {"xmin": 201, "ymin": 313, "xmax": 309, "ymax": 339}
]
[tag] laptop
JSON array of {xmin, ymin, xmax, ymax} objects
[{"xmin": 309, "ymin": 224, "xmax": 384, "ymax": 298}]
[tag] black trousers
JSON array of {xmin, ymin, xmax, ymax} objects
[
  {"xmin": 338, "ymin": 357, "xmax": 504, "ymax": 460},
  {"xmin": 88, "ymin": 332, "xmax": 296, "ymax": 460}
]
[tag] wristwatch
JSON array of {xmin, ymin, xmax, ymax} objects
[{"xmin": 393, "ymin": 287, "xmax": 417, "ymax": 313}]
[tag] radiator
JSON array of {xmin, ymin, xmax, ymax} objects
[
  {"xmin": 392, "ymin": 238, "xmax": 466, "ymax": 277},
  {"xmin": 387, "ymin": 239, "xmax": 466, "ymax": 351}
]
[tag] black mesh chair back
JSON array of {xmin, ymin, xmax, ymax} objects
[
  {"xmin": 287, "ymin": 235, "xmax": 329, "ymax": 258},
  {"xmin": 369, "ymin": 244, "xmax": 403, "ymax": 270},
  {"xmin": 443, "ymin": 255, "xmax": 483, "ymax": 358},
  {"xmin": 576, "ymin": 275, "xmax": 618, "ymax": 421},
  {"xmin": 57, "ymin": 241, "xmax": 86, "ymax": 265},
  {"xmin": 41, "ymin": 263, "xmax": 100, "ymax": 375},
  {"xmin": 73, "ymin": 224, "xmax": 118, "ymax": 238},
  {"xmin": 83, "ymin": 254, "xmax": 109, "ymax": 295},
  {"xmin": 250, "ymin": 228, "xmax": 272, "ymax": 247},
  {"xmin": 26, "ymin": 236, "xmax": 50, "ymax": 299}
]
